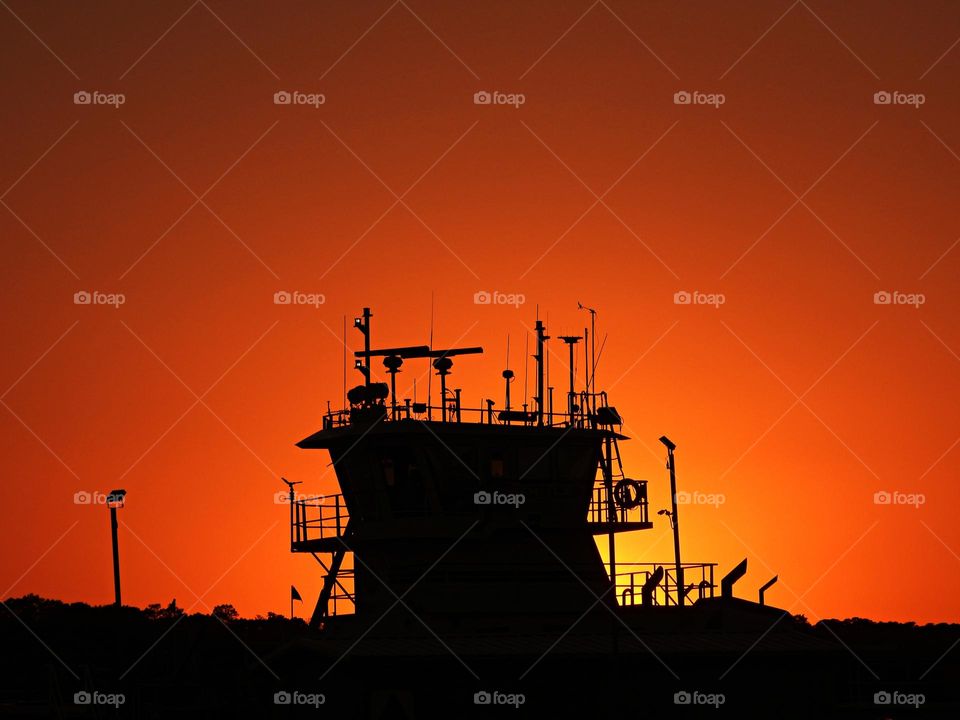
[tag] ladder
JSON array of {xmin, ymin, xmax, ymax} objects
[
  {"xmin": 309, "ymin": 521, "xmax": 353, "ymax": 628},
  {"xmin": 597, "ymin": 434, "xmax": 626, "ymax": 485}
]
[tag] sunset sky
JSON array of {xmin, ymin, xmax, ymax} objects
[{"xmin": 2, "ymin": 1, "xmax": 959, "ymax": 625}]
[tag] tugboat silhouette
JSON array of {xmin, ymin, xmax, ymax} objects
[{"xmin": 274, "ymin": 306, "xmax": 841, "ymax": 718}]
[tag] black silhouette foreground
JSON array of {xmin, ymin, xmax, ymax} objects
[
  {"xmin": 3, "ymin": 595, "xmax": 957, "ymax": 718},
  {"xmin": 5, "ymin": 306, "xmax": 956, "ymax": 718}
]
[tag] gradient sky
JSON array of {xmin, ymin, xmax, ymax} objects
[{"xmin": 2, "ymin": 1, "xmax": 960, "ymax": 624}]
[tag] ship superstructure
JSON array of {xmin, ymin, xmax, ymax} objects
[{"xmin": 286, "ymin": 307, "xmax": 734, "ymax": 632}]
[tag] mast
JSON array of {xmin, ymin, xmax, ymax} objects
[
  {"xmin": 428, "ymin": 297, "xmax": 434, "ymax": 419},
  {"xmin": 503, "ymin": 335, "xmax": 513, "ymax": 412},
  {"xmin": 579, "ymin": 302, "xmax": 597, "ymax": 415},
  {"xmin": 354, "ymin": 307, "xmax": 372, "ymax": 387},
  {"xmin": 590, "ymin": 311, "xmax": 596, "ymax": 414},
  {"xmin": 534, "ymin": 320, "xmax": 548, "ymax": 426},
  {"xmin": 559, "ymin": 336, "xmax": 581, "ymax": 425}
]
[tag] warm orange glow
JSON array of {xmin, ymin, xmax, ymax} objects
[{"xmin": 2, "ymin": 1, "xmax": 959, "ymax": 623}]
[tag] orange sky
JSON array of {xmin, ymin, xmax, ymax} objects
[{"xmin": 2, "ymin": 1, "xmax": 959, "ymax": 623}]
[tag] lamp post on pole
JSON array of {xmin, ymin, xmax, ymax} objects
[
  {"xmin": 659, "ymin": 437, "xmax": 684, "ymax": 607},
  {"xmin": 107, "ymin": 489, "xmax": 126, "ymax": 607}
]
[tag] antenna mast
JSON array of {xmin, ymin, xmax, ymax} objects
[
  {"xmin": 503, "ymin": 335, "xmax": 513, "ymax": 412},
  {"xmin": 583, "ymin": 327, "xmax": 589, "ymax": 394},
  {"xmin": 428, "ymin": 294, "xmax": 434, "ymax": 419},
  {"xmin": 523, "ymin": 332, "xmax": 529, "ymax": 415},
  {"xmin": 353, "ymin": 308, "xmax": 372, "ymax": 386},
  {"xmin": 534, "ymin": 318, "xmax": 549, "ymax": 426},
  {"xmin": 578, "ymin": 302, "xmax": 597, "ymax": 413}
]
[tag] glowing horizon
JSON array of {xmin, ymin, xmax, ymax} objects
[{"xmin": 2, "ymin": 1, "xmax": 959, "ymax": 624}]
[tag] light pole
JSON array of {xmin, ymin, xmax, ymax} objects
[
  {"xmin": 659, "ymin": 436, "xmax": 684, "ymax": 607},
  {"xmin": 107, "ymin": 489, "xmax": 126, "ymax": 607}
]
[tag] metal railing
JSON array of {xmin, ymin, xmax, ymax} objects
[
  {"xmin": 614, "ymin": 563, "xmax": 717, "ymax": 607},
  {"xmin": 313, "ymin": 564, "xmax": 717, "ymax": 617},
  {"xmin": 291, "ymin": 479, "xmax": 648, "ymax": 548},
  {"xmin": 291, "ymin": 494, "xmax": 348, "ymax": 548},
  {"xmin": 587, "ymin": 481, "xmax": 649, "ymax": 526},
  {"xmin": 321, "ymin": 390, "xmax": 617, "ymax": 430}
]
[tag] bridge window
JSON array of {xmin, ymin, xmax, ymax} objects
[
  {"xmin": 377, "ymin": 449, "xmax": 426, "ymax": 515},
  {"xmin": 518, "ymin": 445, "xmax": 553, "ymax": 482},
  {"xmin": 381, "ymin": 457, "xmax": 395, "ymax": 486}
]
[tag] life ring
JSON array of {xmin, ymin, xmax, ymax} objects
[{"xmin": 613, "ymin": 479, "xmax": 645, "ymax": 509}]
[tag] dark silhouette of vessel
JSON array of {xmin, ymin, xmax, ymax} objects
[{"xmin": 274, "ymin": 306, "xmax": 847, "ymax": 717}]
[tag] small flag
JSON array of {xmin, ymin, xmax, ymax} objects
[{"xmin": 291, "ymin": 585, "xmax": 302, "ymax": 602}]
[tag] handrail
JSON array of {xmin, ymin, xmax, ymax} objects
[
  {"xmin": 292, "ymin": 494, "xmax": 348, "ymax": 546},
  {"xmin": 613, "ymin": 562, "xmax": 717, "ymax": 607},
  {"xmin": 321, "ymin": 390, "xmax": 619, "ymax": 430},
  {"xmin": 315, "ymin": 563, "xmax": 719, "ymax": 616},
  {"xmin": 292, "ymin": 481, "xmax": 649, "ymax": 549},
  {"xmin": 587, "ymin": 481, "xmax": 649, "ymax": 526}
]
